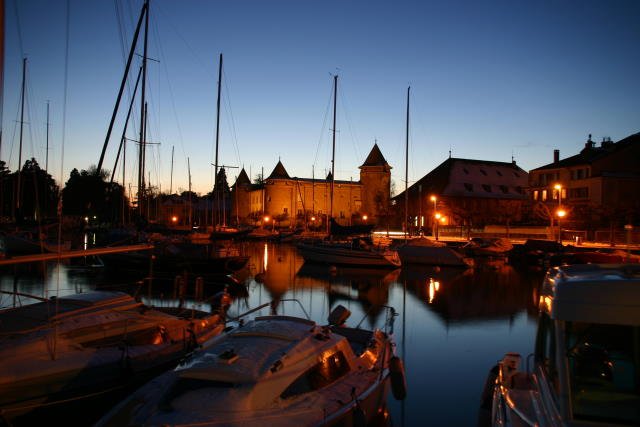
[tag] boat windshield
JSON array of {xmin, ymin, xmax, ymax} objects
[{"xmin": 565, "ymin": 322, "xmax": 640, "ymax": 425}]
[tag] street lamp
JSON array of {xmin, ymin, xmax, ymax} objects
[
  {"xmin": 430, "ymin": 195, "xmax": 437, "ymax": 238},
  {"xmin": 418, "ymin": 185, "xmax": 422, "ymax": 235},
  {"xmin": 556, "ymin": 208, "xmax": 566, "ymax": 243},
  {"xmin": 554, "ymin": 183, "xmax": 562, "ymax": 210}
]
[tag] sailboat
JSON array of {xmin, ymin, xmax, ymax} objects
[
  {"xmin": 208, "ymin": 54, "xmax": 252, "ymax": 241},
  {"xmin": 296, "ymin": 75, "xmax": 400, "ymax": 269},
  {"xmin": 393, "ymin": 87, "xmax": 473, "ymax": 268}
]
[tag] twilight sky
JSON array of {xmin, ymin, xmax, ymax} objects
[{"xmin": 2, "ymin": 0, "xmax": 639, "ymax": 195}]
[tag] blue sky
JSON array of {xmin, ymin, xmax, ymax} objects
[{"xmin": 2, "ymin": 0, "xmax": 639, "ymax": 195}]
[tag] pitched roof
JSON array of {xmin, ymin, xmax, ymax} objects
[
  {"xmin": 359, "ymin": 143, "xmax": 390, "ymax": 168},
  {"xmin": 266, "ymin": 160, "xmax": 290, "ymax": 180},
  {"xmin": 394, "ymin": 157, "xmax": 528, "ymax": 201},
  {"xmin": 532, "ymin": 133, "xmax": 640, "ymax": 171}
]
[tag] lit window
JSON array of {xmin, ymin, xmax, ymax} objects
[
  {"xmin": 533, "ymin": 190, "xmax": 539, "ymax": 200},
  {"xmin": 542, "ymin": 190, "xmax": 547, "ymax": 201}
]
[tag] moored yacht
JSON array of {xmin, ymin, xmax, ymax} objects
[
  {"xmin": 0, "ymin": 290, "xmax": 229, "ymax": 420},
  {"xmin": 481, "ymin": 264, "xmax": 640, "ymax": 426},
  {"xmin": 96, "ymin": 301, "xmax": 407, "ymax": 426}
]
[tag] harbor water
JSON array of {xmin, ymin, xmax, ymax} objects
[{"xmin": 0, "ymin": 240, "xmax": 545, "ymax": 427}]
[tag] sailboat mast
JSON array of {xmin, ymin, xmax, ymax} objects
[
  {"xmin": 170, "ymin": 145, "xmax": 174, "ymax": 194},
  {"xmin": 45, "ymin": 101, "xmax": 50, "ymax": 172},
  {"xmin": 213, "ymin": 53, "xmax": 223, "ymax": 228},
  {"xmin": 404, "ymin": 86, "xmax": 410, "ymax": 240},
  {"xmin": 16, "ymin": 57, "xmax": 26, "ymax": 215},
  {"xmin": 329, "ymin": 74, "xmax": 337, "ymax": 235},
  {"xmin": 138, "ymin": 0, "xmax": 149, "ymax": 216},
  {"xmin": 188, "ymin": 157, "xmax": 192, "ymax": 226}
]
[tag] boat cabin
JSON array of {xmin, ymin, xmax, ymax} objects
[{"xmin": 534, "ymin": 264, "xmax": 640, "ymax": 425}]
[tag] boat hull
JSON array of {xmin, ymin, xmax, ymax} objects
[
  {"xmin": 297, "ymin": 243, "xmax": 401, "ymax": 268},
  {"xmin": 396, "ymin": 243, "xmax": 473, "ymax": 267}
]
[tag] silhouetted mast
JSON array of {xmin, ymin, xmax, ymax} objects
[
  {"xmin": 97, "ymin": 0, "xmax": 148, "ymax": 176},
  {"xmin": 137, "ymin": 0, "xmax": 150, "ymax": 216},
  {"xmin": 404, "ymin": 86, "xmax": 410, "ymax": 240},
  {"xmin": 329, "ymin": 74, "xmax": 337, "ymax": 235},
  {"xmin": 213, "ymin": 53, "xmax": 223, "ymax": 227},
  {"xmin": 45, "ymin": 101, "xmax": 50, "ymax": 172},
  {"xmin": 15, "ymin": 57, "xmax": 26, "ymax": 217}
]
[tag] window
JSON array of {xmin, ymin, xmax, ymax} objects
[
  {"xmin": 514, "ymin": 172, "xmax": 521, "ymax": 178},
  {"xmin": 464, "ymin": 183, "xmax": 473, "ymax": 192},
  {"xmin": 542, "ymin": 190, "xmax": 547, "ymax": 201},
  {"xmin": 480, "ymin": 169, "xmax": 487, "ymax": 176},
  {"xmin": 533, "ymin": 190, "xmax": 539, "ymax": 200},
  {"xmin": 482, "ymin": 184, "xmax": 491, "ymax": 193},
  {"xmin": 283, "ymin": 208, "xmax": 288, "ymax": 214},
  {"xmin": 535, "ymin": 313, "xmax": 560, "ymax": 400},
  {"xmin": 499, "ymin": 185, "xmax": 509, "ymax": 194},
  {"xmin": 569, "ymin": 187, "xmax": 589, "ymax": 199},
  {"xmin": 463, "ymin": 168, "xmax": 469, "ymax": 175},
  {"xmin": 496, "ymin": 170, "xmax": 503, "ymax": 177},
  {"xmin": 565, "ymin": 322, "xmax": 640, "ymax": 425},
  {"xmin": 281, "ymin": 351, "xmax": 350, "ymax": 399}
]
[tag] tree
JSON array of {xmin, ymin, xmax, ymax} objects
[
  {"xmin": 61, "ymin": 166, "xmax": 127, "ymax": 224},
  {"xmin": 18, "ymin": 158, "xmax": 60, "ymax": 221}
]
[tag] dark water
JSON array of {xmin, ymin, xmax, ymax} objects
[{"xmin": 0, "ymin": 241, "xmax": 545, "ymax": 427}]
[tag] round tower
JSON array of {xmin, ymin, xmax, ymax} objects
[{"xmin": 359, "ymin": 143, "xmax": 392, "ymax": 221}]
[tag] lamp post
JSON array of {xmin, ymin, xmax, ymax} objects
[
  {"xmin": 435, "ymin": 212, "xmax": 441, "ymax": 241},
  {"xmin": 556, "ymin": 209, "xmax": 566, "ymax": 244},
  {"xmin": 418, "ymin": 185, "xmax": 422, "ymax": 235},
  {"xmin": 554, "ymin": 184, "xmax": 563, "ymax": 243},
  {"xmin": 430, "ymin": 195, "xmax": 437, "ymax": 238}
]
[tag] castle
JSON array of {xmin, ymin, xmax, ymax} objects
[{"xmin": 231, "ymin": 143, "xmax": 392, "ymax": 228}]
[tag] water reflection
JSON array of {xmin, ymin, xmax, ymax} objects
[
  {"xmin": 0, "ymin": 242, "xmax": 546, "ymax": 426},
  {"xmin": 400, "ymin": 264, "xmax": 540, "ymax": 325}
]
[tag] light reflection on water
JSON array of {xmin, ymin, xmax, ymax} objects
[{"xmin": 0, "ymin": 241, "xmax": 544, "ymax": 426}]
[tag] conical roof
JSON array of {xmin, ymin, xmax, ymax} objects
[
  {"xmin": 235, "ymin": 168, "xmax": 251, "ymax": 186},
  {"xmin": 267, "ymin": 160, "xmax": 290, "ymax": 179},
  {"xmin": 360, "ymin": 143, "xmax": 390, "ymax": 168}
]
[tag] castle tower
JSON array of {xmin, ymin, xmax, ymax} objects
[
  {"xmin": 232, "ymin": 168, "xmax": 252, "ymax": 221},
  {"xmin": 359, "ymin": 143, "xmax": 392, "ymax": 221},
  {"xmin": 265, "ymin": 160, "xmax": 294, "ymax": 222}
]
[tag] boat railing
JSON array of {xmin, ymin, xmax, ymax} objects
[
  {"xmin": 227, "ymin": 298, "xmax": 311, "ymax": 323},
  {"xmin": 355, "ymin": 304, "xmax": 398, "ymax": 336}
]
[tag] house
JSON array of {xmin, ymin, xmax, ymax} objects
[
  {"xmin": 528, "ymin": 133, "xmax": 640, "ymax": 229},
  {"xmin": 393, "ymin": 157, "xmax": 529, "ymax": 233}
]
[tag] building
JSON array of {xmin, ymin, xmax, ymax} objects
[
  {"xmin": 529, "ymin": 132, "xmax": 640, "ymax": 229},
  {"xmin": 393, "ymin": 157, "xmax": 529, "ymax": 234},
  {"xmin": 232, "ymin": 144, "xmax": 392, "ymax": 229}
]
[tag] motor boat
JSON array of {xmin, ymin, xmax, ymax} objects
[
  {"xmin": 395, "ymin": 237, "xmax": 474, "ymax": 267},
  {"xmin": 462, "ymin": 237, "xmax": 513, "ymax": 258},
  {"xmin": 96, "ymin": 301, "xmax": 407, "ymax": 427},
  {"xmin": 480, "ymin": 264, "xmax": 640, "ymax": 426},
  {"xmin": 297, "ymin": 237, "xmax": 401, "ymax": 268},
  {"xmin": 0, "ymin": 290, "xmax": 230, "ymax": 420}
]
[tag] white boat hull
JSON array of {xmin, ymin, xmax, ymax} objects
[{"xmin": 297, "ymin": 243, "xmax": 401, "ymax": 268}]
